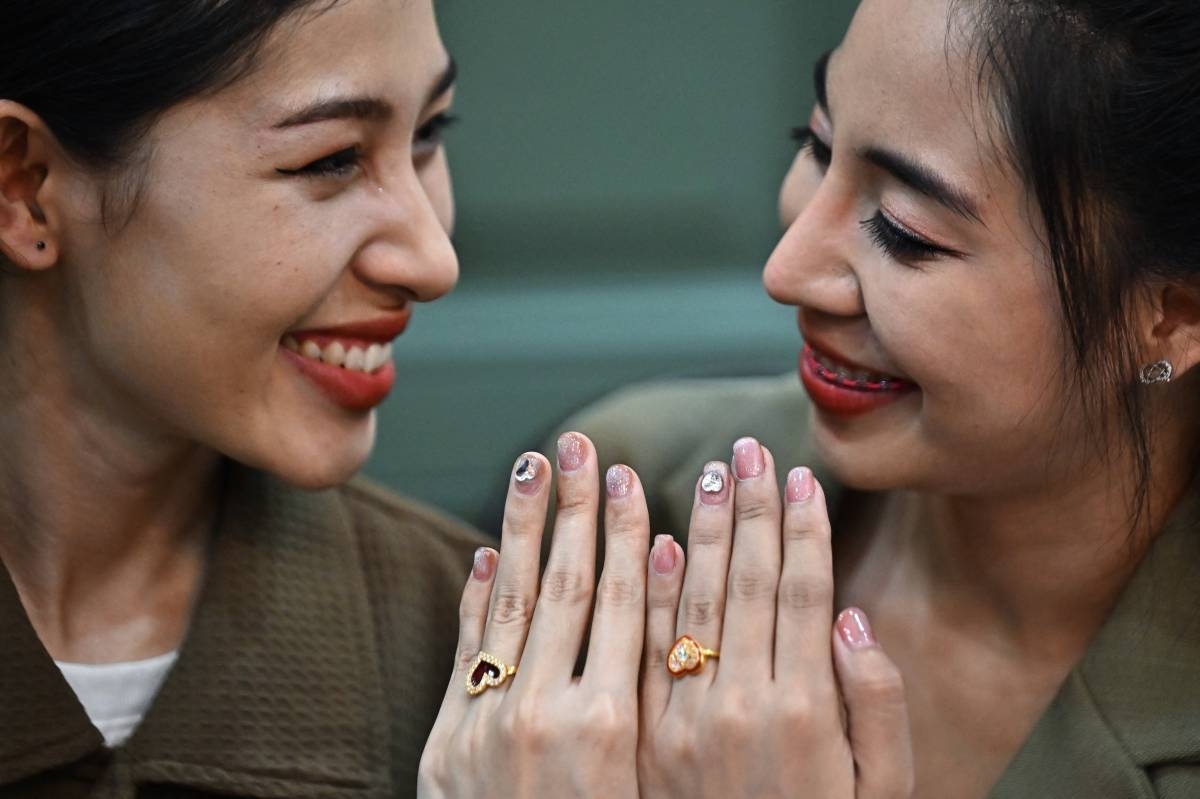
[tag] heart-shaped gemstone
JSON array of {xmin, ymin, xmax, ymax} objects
[
  {"xmin": 667, "ymin": 636, "xmax": 703, "ymax": 675},
  {"xmin": 465, "ymin": 651, "xmax": 513, "ymax": 696}
]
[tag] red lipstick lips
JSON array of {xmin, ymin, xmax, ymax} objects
[
  {"xmin": 799, "ymin": 343, "xmax": 916, "ymax": 417},
  {"xmin": 283, "ymin": 308, "xmax": 411, "ymax": 412}
]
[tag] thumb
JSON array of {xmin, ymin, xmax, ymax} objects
[{"xmin": 832, "ymin": 607, "xmax": 915, "ymax": 799}]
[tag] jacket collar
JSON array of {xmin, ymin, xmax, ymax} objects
[
  {"xmin": 991, "ymin": 477, "xmax": 1200, "ymax": 795},
  {"xmin": 0, "ymin": 462, "xmax": 391, "ymax": 798}
]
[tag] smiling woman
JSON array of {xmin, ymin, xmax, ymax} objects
[{"xmin": 0, "ymin": 1, "xmax": 490, "ymax": 797}]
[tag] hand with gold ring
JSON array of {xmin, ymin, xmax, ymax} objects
[
  {"xmin": 419, "ymin": 432, "xmax": 646, "ymax": 799},
  {"xmin": 637, "ymin": 438, "xmax": 915, "ymax": 799}
]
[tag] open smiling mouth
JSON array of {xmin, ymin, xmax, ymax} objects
[{"xmin": 799, "ymin": 344, "xmax": 918, "ymax": 417}]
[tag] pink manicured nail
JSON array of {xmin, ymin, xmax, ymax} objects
[
  {"xmin": 733, "ymin": 437, "xmax": 765, "ymax": 480},
  {"xmin": 699, "ymin": 462, "xmax": 729, "ymax": 505},
  {"xmin": 513, "ymin": 454, "xmax": 542, "ymax": 495},
  {"xmin": 473, "ymin": 548, "xmax": 496, "ymax": 581},
  {"xmin": 607, "ymin": 465, "xmax": 634, "ymax": 499},
  {"xmin": 651, "ymin": 535, "xmax": 678, "ymax": 576},
  {"xmin": 836, "ymin": 608, "xmax": 877, "ymax": 650},
  {"xmin": 787, "ymin": 467, "xmax": 816, "ymax": 504},
  {"xmin": 557, "ymin": 432, "xmax": 586, "ymax": 473}
]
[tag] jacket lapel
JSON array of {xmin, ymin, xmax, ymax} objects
[
  {"xmin": 991, "ymin": 483, "xmax": 1200, "ymax": 796},
  {"xmin": 125, "ymin": 463, "xmax": 391, "ymax": 797}
]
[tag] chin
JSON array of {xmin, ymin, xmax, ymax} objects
[
  {"xmin": 809, "ymin": 408, "xmax": 923, "ymax": 492},
  {"xmin": 233, "ymin": 414, "xmax": 378, "ymax": 490}
]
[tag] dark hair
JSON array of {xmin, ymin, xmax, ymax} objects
[
  {"xmin": 4, "ymin": 1, "xmax": 339, "ymax": 177},
  {"xmin": 959, "ymin": 1, "xmax": 1200, "ymax": 528}
]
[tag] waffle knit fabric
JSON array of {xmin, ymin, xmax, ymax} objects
[{"xmin": 0, "ymin": 460, "xmax": 491, "ymax": 799}]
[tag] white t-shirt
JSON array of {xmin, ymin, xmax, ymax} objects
[{"xmin": 56, "ymin": 651, "xmax": 178, "ymax": 748}]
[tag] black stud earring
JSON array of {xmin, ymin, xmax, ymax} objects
[{"xmin": 35, "ymin": 241, "xmax": 46, "ymax": 251}]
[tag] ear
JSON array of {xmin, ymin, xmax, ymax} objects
[
  {"xmin": 1145, "ymin": 281, "xmax": 1200, "ymax": 380},
  {"xmin": 0, "ymin": 101, "xmax": 62, "ymax": 272}
]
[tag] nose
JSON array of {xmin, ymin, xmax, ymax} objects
[
  {"xmin": 352, "ymin": 170, "xmax": 459, "ymax": 303},
  {"xmin": 762, "ymin": 168, "xmax": 864, "ymax": 319}
]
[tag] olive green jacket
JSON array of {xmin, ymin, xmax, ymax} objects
[
  {"xmin": 555, "ymin": 372, "xmax": 1200, "ymax": 798},
  {"xmin": 0, "ymin": 462, "xmax": 489, "ymax": 799}
]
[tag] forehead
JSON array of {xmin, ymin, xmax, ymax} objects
[
  {"xmin": 831, "ymin": 0, "xmax": 1011, "ymax": 205},
  {"xmin": 227, "ymin": 0, "xmax": 446, "ymax": 125}
]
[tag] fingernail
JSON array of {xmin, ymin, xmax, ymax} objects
[
  {"xmin": 607, "ymin": 464, "xmax": 634, "ymax": 499},
  {"xmin": 557, "ymin": 432, "xmax": 586, "ymax": 473},
  {"xmin": 787, "ymin": 467, "xmax": 816, "ymax": 504},
  {"xmin": 513, "ymin": 455, "xmax": 542, "ymax": 495},
  {"xmin": 699, "ymin": 462, "xmax": 729, "ymax": 506},
  {"xmin": 472, "ymin": 548, "xmax": 496, "ymax": 581},
  {"xmin": 733, "ymin": 437, "xmax": 765, "ymax": 480},
  {"xmin": 651, "ymin": 534, "xmax": 678, "ymax": 576},
  {"xmin": 836, "ymin": 607, "xmax": 877, "ymax": 650}
]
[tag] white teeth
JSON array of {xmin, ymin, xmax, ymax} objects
[
  {"xmin": 322, "ymin": 341, "xmax": 346, "ymax": 367},
  {"xmin": 344, "ymin": 346, "xmax": 366, "ymax": 371},
  {"xmin": 290, "ymin": 338, "xmax": 393, "ymax": 373},
  {"xmin": 365, "ymin": 343, "xmax": 383, "ymax": 372}
]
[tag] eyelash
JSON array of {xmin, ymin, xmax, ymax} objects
[
  {"xmin": 792, "ymin": 125, "xmax": 954, "ymax": 263},
  {"xmin": 791, "ymin": 126, "xmax": 831, "ymax": 168},
  {"xmin": 278, "ymin": 113, "xmax": 460, "ymax": 178},
  {"xmin": 860, "ymin": 212, "xmax": 952, "ymax": 262}
]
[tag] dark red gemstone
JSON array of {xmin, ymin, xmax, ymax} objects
[{"xmin": 471, "ymin": 660, "xmax": 501, "ymax": 687}]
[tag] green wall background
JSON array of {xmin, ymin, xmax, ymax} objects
[{"xmin": 364, "ymin": 1, "xmax": 859, "ymax": 532}]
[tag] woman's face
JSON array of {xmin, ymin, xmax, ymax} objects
[
  {"xmin": 57, "ymin": 0, "xmax": 457, "ymax": 487},
  {"xmin": 765, "ymin": 0, "xmax": 1094, "ymax": 496}
]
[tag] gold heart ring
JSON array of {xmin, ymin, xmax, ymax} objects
[
  {"xmin": 667, "ymin": 635, "xmax": 720, "ymax": 677},
  {"xmin": 465, "ymin": 651, "xmax": 519, "ymax": 696}
]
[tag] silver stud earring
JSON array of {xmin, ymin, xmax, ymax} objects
[{"xmin": 1139, "ymin": 360, "xmax": 1174, "ymax": 385}]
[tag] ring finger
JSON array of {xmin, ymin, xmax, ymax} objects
[
  {"xmin": 669, "ymin": 457, "xmax": 735, "ymax": 699},
  {"xmin": 470, "ymin": 452, "xmax": 552, "ymax": 708}
]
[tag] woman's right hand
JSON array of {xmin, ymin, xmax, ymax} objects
[{"xmin": 418, "ymin": 432, "xmax": 647, "ymax": 799}]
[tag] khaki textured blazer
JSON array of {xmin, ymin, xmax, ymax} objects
[
  {"xmin": 0, "ymin": 462, "xmax": 489, "ymax": 799},
  {"xmin": 554, "ymin": 372, "xmax": 1200, "ymax": 798}
]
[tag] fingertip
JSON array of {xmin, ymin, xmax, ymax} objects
[
  {"xmin": 472, "ymin": 546, "xmax": 499, "ymax": 583},
  {"xmin": 650, "ymin": 534, "xmax": 680, "ymax": 578}
]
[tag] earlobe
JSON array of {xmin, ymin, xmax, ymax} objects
[
  {"xmin": 1147, "ymin": 283, "xmax": 1200, "ymax": 382},
  {"xmin": 0, "ymin": 105, "xmax": 59, "ymax": 273}
]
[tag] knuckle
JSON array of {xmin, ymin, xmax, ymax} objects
[
  {"xmin": 454, "ymin": 644, "xmax": 479, "ymax": 672},
  {"xmin": 651, "ymin": 721, "xmax": 698, "ymax": 767},
  {"xmin": 857, "ymin": 662, "xmax": 907, "ymax": 708},
  {"xmin": 785, "ymin": 517, "xmax": 830, "ymax": 543},
  {"xmin": 500, "ymin": 699, "xmax": 552, "ymax": 752},
  {"xmin": 540, "ymin": 566, "xmax": 590, "ymax": 605},
  {"xmin": 555, "ymin": 486, "xmax": 595, "ymax": 518},
  {"xmin": 734, "ymin": 494, "xmax": 777, "ymax": 523},
  {"xmin": 596, "ymin": 573, "xmax": 641, "ymax": 609},
  {"xmin": 490, "ymin": 587, "xmax": 536, "ymax": 628},
  {"xmin": 728, "ymin": 567, "xmax": 778, "ymax": 602},
  {"xmin": 778, "ymin": 574, "xmax": 833, "ymax": 613},
  {"xmin": 682, "ymin": 594, "xmax": 724, "ymax": 627},
  {"xmin": 579, "ymin": 694, "xmax": 637, "ymax": 742},
  {"xmin": 708, "ymin": 700, "xmax": 753, "ymax": 746},
  {"xmin": 687, "ymin": 522, "xmax": 728, "ymax": 549}
]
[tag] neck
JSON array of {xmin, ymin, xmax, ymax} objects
[
  {"xmin": 897, "ymin": 449, "xmax": 1192, "ymax": 659},
  {"xmin": 0, "ymin": 282, "xmax": 220, "ymax": 661}
]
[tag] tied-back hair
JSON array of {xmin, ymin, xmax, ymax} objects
[{"xmin": 957, "ymin": 0, "xmax": 1200, "ymax": 529}]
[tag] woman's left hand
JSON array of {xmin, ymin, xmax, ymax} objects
[{"xmin": 637, "ymin": 437, "xmax": 915, "ymax": 799}]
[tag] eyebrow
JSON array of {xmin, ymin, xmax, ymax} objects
[
  {"xmin": 271, "ymin": 56, "xmax": 458, "ymax": 129},
  {"xmin": 860, "ymin": 146, "xmax": 983, "ymax": 223}
]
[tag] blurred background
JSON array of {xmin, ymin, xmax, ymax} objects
[{"xmin": 364, "ymin": 0, "xmax": 859, "ymax": 532}]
